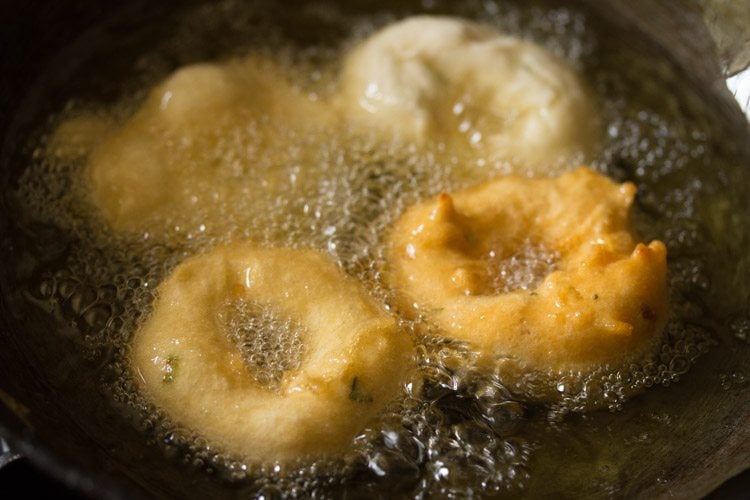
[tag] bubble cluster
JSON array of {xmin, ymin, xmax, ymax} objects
[
  {"xmin": 219, "ymin": 299, "xmax": 305, "ymax": 388},
  {"xmin": 6, "ymin": 0, "xmax": 749, "ymax": 497},
  {"xmin": 481, "ymin": 240, "xmax": 559, "ymax": 294}
]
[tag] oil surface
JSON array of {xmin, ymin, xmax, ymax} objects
[{"xmin": 5, "ymin": 0, "xmax": 750, "ymax": 498}]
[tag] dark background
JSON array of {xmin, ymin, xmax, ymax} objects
[{"xmin": 0, "ymin": 455, "xmax": 748, "ymax": 498}]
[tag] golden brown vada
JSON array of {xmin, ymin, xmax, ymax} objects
[
  {"xmin": 386, "ymin": 167, "xmax": 668, "ymax": 374},
  {"xmin": 131, "ymin": 245, "xmax": 414, "ymax": 463}
]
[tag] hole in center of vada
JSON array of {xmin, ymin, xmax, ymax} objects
[
  {"xmin": 459, "ymin": 239, "xmax": 559, "ymax": 296},
  {"xmin": 218, "ymin": 299, "xmax": 305, "ymax": 388}
]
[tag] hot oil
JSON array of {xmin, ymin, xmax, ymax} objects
[
  {"xmin": 219, "ymin": 299, "xmax": 306, "ymax": 389},
  {"xmin": 8, "ymin": 0, "xmax": 750, "ymax": 497},
  {"xmin": 480, "ymin": 240, "xmax": 560, "ymax": 295}
]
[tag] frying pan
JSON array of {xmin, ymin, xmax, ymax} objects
[{"xmin": 0, "ymin": 0, "xmax": 748, "ymax": 498}]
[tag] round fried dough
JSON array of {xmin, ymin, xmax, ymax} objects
[
  {"xmin": 338, "ymin": 16, "xmax": 600, "ymax": 172},
  {"xmin": 386, "ymin": 167, "xmax": 668, "ymax": 373},
  {"xmin": 131, "ymin": 245, "xmax": 413, "ymax": 463},
  {"xmin": 85, "ymin": 57, "xmax": 330, "ymax": 237}
]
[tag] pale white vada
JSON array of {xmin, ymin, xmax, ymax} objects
[
  {"xmin": 386, "ymin": 167, "xmax": 668, "ymax": 375},
  {"xmin": 338, "ymin": 16, "xmax": 601, "ymax": 173},
  {"xmin": 131, "ymin": 245, "xmax": 414, "ymax": 463}
]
